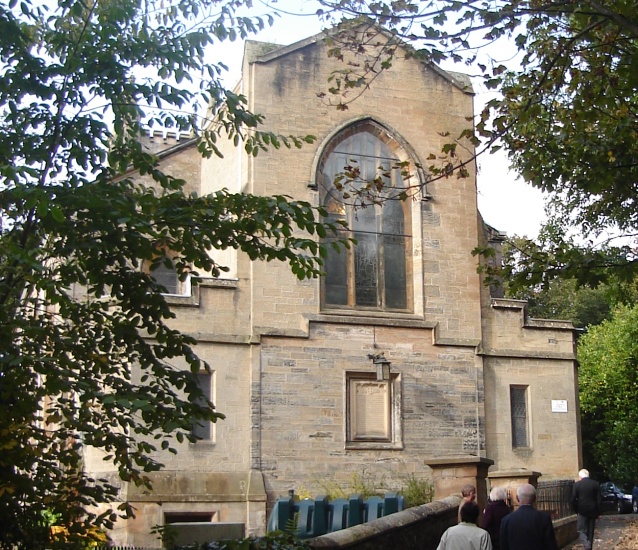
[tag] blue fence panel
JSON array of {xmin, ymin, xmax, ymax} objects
[
  {"xmin": 328, "ymin": 498, "xmax": 349, "ymax": 533},
  {"xmin": 365, "ymin": 496, "xmax": 384, "ymax": 522},
  {"xmin": 348, "ymin": 495, "xmax": 364, "ymax": 527},
  {"xmin": 267, "ymin": 493, "xmax": 404, "ymax": 538}
]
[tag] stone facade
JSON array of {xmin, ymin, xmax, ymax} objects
[{"xmin": 90, "ymin": 25, "xmax": 581, "ymax": 547}]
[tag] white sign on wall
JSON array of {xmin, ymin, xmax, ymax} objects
[{"xmin": 551, "ymin": 400, "xmax": 568, "ymax": 413}]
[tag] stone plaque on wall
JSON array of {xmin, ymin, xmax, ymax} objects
[{"xmin": 349, "ymin": 380, "xmax": 390, "ymax": 440}]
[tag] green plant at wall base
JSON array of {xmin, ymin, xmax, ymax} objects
[
  {"xmin": 315, "ymin": 470, "xmax": 387, "ymax": 500},
  {"xmin": 349, "ymin": 471, "xmax": 386, "ymax": 499},
  {"xmin": 399, "ymin": 474, "xmax": 434, "ymax": 508},
  {"xmin": 293, "ymin": 486, "xmax": 313, "ymax": 501},
  {"xmin": 313, "ymin": 477, "xmax": 348, "ymax": 500},
  {"xmin": 150, "ymin": 523, "xmax": 178, "ymax": 548},
  {"xmin": 284, "ymin": 514, "xmax": 299, "ymax": 535}
]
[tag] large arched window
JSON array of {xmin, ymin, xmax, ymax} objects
[{"xmin": 318, "ymin": 121, "xmax": 412, "ymax": 311}]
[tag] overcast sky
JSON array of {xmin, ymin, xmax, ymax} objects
[{"xmin": 212, "ymin": 0, "xmax": 547, "ymax": 238}]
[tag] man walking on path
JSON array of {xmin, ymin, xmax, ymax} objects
[
  {"xmin": 571, "ymin": 468, "xmax": 601, "ymax": 550},
  {"xmin": 500, "ymin": 484, "xmax": 558, "ymax": 550}
]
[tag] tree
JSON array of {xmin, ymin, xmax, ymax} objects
[
  {"xmin": 315, "ymin": 0, "xmax": 638, "ymax": 286},
  {"xmin": 578, "ymin": 305, "xmax": 638, "ymax": 482},
  {"xmin": 0, "ymin": 0, "xmax": 345, "ymax": 547},
  {"xmin": 500, "ymin": 232, "xmax": 638, "ymax": 328}
]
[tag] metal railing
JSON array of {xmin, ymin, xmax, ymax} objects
[{"xmin": 536, "ymin": 479, "xmax": 575, "ymax": 520}]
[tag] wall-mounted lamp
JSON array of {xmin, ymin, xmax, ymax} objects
[{"xmin": 367, "ymin": 353, "xmax": 392, "ymax": 382}]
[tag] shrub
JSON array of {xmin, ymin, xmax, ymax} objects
[
  {"xmin": 399, "ymin": 474, "xmax": 435, "ymax": 507},
  {"xmin": 315, "ymin": 469, "xmax": 387, "ymax": 500}
]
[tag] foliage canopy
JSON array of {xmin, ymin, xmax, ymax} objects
[
  {"xmin": 316, "ymin": 0, "xmax": 638, "ymax": 287},
  {"xmin": 0, "ymin": 0, "xmax": 343, "ymax": 547},
  {"xmin": 499, "ymin": 233, "xmax": 638, "ymax": 328}
]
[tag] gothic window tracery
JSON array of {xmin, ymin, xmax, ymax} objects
[{"xmin": 319, "ymin": 121, "xmax": 412, "ymax": 311}]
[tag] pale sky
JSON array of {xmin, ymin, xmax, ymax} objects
[{"xmin": 213, "ymin": 1, "xmax": 547, "ymax": 238}]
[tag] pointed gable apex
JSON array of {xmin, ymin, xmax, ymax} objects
[{"xmin": 243, "ymin": 18, "xmax": 473, "ymax": 95}]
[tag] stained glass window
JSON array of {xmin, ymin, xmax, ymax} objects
[{"xmin": 319, "ymin": 122, "xmax": 411, "ymax": 311}]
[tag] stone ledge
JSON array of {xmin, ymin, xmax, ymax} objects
[
  {"xmin": 186, "ymin": 333, "xmax": 252, "ymax": 344},
  {"xmin": 123, "ymin": 470, "xmax": 267, "ymax": 503},
  {"xmin": 200, "ymin": 278, "xmax": 239, "ymax": 289},
  {"xmin": 164, "ymin": 285, "xmax": 200, "ymax": 307},
  {"xmin": 488, "ymin": 469, "xmax": 542, "ymax": 479},
  {"xmin": 525, "ymin": 318, "xmax": 575, "ymax": 330},
  {"xmin": 426, "ymin": 456, "xmax": 494, "ymax": 468},
  {"xmin": 479, "ymin": 348, "xmax": 576, "ymax": 360},
  {"xmin": 308, "ymin": 313, "xmax": 436, "ymax": 329},
  {"xmin": 554, "ymin": 514, "xmax": 578, "ymax": 548},
  {"xmin": 162, "ymin": 278, "xmax": 238, "ymax": 308}
]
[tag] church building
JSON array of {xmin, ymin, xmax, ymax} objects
[{"xmin": 89, "ymin": 23, "xmax": 581, "ymax": 546}]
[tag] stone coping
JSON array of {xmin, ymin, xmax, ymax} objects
[
  {"xmin": 426, "ymin": 456, "xmax": 494, "ymax": 467},
  {"xmin": 488, "ymin": 469, "xmax": 542, "ymax": 479}
]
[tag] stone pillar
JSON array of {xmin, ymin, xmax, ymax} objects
[
  {"xmin": 487, "ymin": 470, "xmax": 541, "ymax": 511},
  {"xmin": 425, "ymin": 457, "xmax": 494, "ymax": 519}
]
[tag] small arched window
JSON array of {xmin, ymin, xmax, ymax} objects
[
  {"xmin": 151, "ymin": 263, "xmax": 180, "ymax": 295},
  {"xmin": 319, "ymin": 121, "xmax": 412, "ymax": 311},
  {"xmin": 148, "ymin": 256, "xmax": 191, "ymax": 296}
]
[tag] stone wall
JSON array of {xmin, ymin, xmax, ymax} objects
[
  {"xmin": 243, "ymin": 30, "xmax": 482, "ymax": 342},
  {"xmin": 257, "ymin": 321, "xmax": 486, "ymax": 506},
  {"xmin": 85, "ymin": 24, "xmax": 583, "ymax": 545},
  {"xmin": 309, "ymin": 495, "xmax": 461, "ymax": 550}
]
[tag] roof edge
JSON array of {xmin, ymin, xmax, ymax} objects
[{"xmin": 245, "ymin": 18, "xmax": 474, "ymax": 95}]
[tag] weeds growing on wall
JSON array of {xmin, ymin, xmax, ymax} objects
[
  {"xmin": 399, "ymin": 474, "xmax": 435, "ymax": 507},
  {"xmin": 315, "ymin": 470, "xmax": 386, "ymax": 500},
  {"xmin": 310, "ymin": 468, "xmax": 434, "ymax": 508}
]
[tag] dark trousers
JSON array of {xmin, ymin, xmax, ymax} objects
[{"xmin": 576, "ymin": 514, "xmax": 596, "ymax": 550}]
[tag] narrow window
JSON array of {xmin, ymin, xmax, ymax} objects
[
  {"xmin": 510, "ymin": 385, "xmax": 529, "ymax": 448},
  {"xmin": 192, "ymin": 372, "xmax": 213, "ymax": 441}
]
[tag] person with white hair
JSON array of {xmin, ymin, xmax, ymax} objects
[
  {"xmin": 499, "ymin": 483, "xmax": 558, "ymax": 550},
  {"xmin": 571, "ymin": 468, "xmax": 601, "ymax": 550},
  {"xmin": 481, "ymin": 486, "xmax": 510, "ymax": 550}
]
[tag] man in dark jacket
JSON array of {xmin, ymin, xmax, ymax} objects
[
  {"xmin": 571, "ymin": 469, "xmax": 601, "ymax": 550},
  {"xmin": 500, "ymin": 484, "xmax": 558, "ymax": 550}
]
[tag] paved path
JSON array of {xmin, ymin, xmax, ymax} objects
[{"xmin": 564, "ymin": 514, "xmax": 638, "ymax": 549}]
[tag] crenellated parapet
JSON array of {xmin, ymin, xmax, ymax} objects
[{"xmin": 138, "ymin": 126, "xmax": 197, "ymax": 155}]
